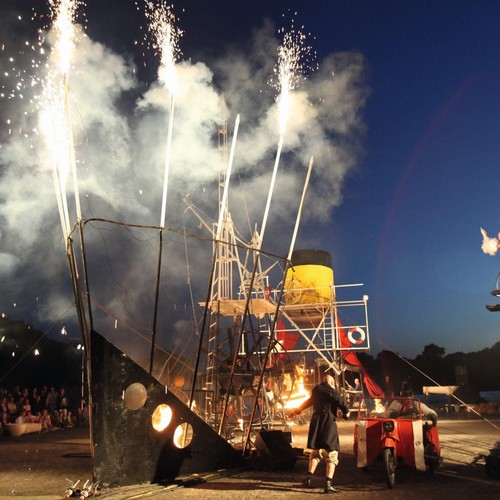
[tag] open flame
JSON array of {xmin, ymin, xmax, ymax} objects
[
  {"xmin": 481, "ymin": 228, "xmax": 500, "ymax": 256},
  {"xmin": 373, "ymin": 398, "xmax": 386, "ymax": 414},
  {"xmin": 284, "ymin": 367, "xmax": 310, "ymax": 410}
]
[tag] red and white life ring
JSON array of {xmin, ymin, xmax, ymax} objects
[{"xmin": 347, "ymin": 327, "xmax": 366, "ymax": 345}]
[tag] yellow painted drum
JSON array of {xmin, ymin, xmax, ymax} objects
[
  {"xmin": 285, "ymin": 250, "xmax": 334, "ymax": 305},
  {"xmin": 284, "ymin": 264, "xmax": 334, "ymax": 305}
]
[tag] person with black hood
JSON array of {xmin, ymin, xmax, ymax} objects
[{"xmin": 289, "ymin": 374, "xmax": 349, "ymax": 494}]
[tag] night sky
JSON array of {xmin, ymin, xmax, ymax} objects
[{"xmin": 1, "ymin": 0, "xmax": 499, "ymax": 359}]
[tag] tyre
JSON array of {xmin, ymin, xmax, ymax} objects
[
  {"xmin": 425, "ymin": 443, "xmax": 440, "ymax": 474},
  {"xmin": 383, "ymin": 448, "xmax": 396, "ymax": 488},
  {"xmin": 485, "ymin": 453, "xmax": 500, "ymax": 480}
]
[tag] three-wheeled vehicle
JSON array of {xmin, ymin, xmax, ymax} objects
[{"xmin": 353, "ymin": 397, "xmax": 441, "ymax": 488}]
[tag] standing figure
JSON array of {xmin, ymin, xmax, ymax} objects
[
  {"xmin": 383, "ymin": 375, "xmax": 395, "ymax": 398},
  {"xmin": 289, "ymin": 374, "xmax": 349, "ymax": 493}
]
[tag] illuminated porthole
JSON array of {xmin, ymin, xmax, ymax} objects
[
  {"xmin": 123, "ymin": 382, "xmax": 147, "ymax": 410},
  {"xmin": 173, "ymin": 422, "xmax": 193, "ymax": 449},
  {"xmin": 173, "ymin": 375, "xmax": 185, "ymax": 388},
  {"xmin": 152, "ymin": 404, "xmax": 173, "ymax": 432}
]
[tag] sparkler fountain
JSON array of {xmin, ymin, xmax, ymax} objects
[
  {"xmin": 33, "ymin": 0, "xmax": 373, "ymax": 489},
  {"xmin": 40, "ymin": 0, "xmax": 246, "ymax": 488},
  {"xmin": 221, "ymin": 30, "xmax": 309, "ymax": 449},
  {"xmin": 44, "ymin": 0, "xmax": 82, "ymax": 240},
  {"xmin": 41, "ymin": 0, "xmax": 97, "ymax": 477},
  {"xmin": 145, "ymin": 1, "xmax": 182, "ymax": 374},
  {"xmin": 145, "ymin": 1, "xmax": 181, "ymax": 229}
]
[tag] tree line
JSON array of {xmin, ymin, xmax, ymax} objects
[
  {"xmin": 1, "ymin": 317, "xmax": 499, "ymax": 394},
  {"xmin": 358, "ymin": 342, "xmax": 500, "ymax": 394}
]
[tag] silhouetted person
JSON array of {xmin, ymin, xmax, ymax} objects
[
  {"xmin": 290, "ymin": 375, "xmax": 349, "ymax": 493},
  {"xmin": 383, "ymin": 375, "xmax": 395, "ymax": 398}
]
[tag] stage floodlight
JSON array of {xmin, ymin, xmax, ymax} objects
[
  {"xmin": 486, "ymin": 304, "xmax": 500, "ymax": 312},
  {"xmin": 491, "ymin": 289, "xmax": 500, "ymax": 297}
]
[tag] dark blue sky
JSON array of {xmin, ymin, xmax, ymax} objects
[
  {"xmin": 131, "ymin": 0, "xmax": 500, "ymax": 356},
  {"xmin": 130, "ymin": 0, "xmax": 500, "ymax": 356},
  {"xmin": 2, "ymin": 1, "xmax": 499, "ymax": 358}
]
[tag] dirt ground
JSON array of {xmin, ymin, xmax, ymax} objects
[
  {"xmin": 0, "ymin": 427, "xmax": 92, "ymax": 499},
  {"xmin": 1, "ymin": 418, "xmax": 500, "ymax": 499}
]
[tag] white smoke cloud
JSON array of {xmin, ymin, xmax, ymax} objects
[{"xmin": 0, "ymin": 11, "xmax": 368, "ymax": 351}]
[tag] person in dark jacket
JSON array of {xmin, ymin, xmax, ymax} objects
[{"xmin": 289, "ymin": 374, "xmax": 349, "ymax": 493}]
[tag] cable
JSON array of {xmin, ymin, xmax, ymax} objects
[{"xmin": 377, "ymin": 338, "xmax": 500, "ymax": 432}]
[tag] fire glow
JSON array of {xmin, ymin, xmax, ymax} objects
[
  {"xmin": 284, "ymin": 372, "xmax": 310, "ymax": 410},
  {"xmin": 152, "ymin": 403, "xmax": 173, "ymax": 432},
  {"xmin": 481, "ymin": 228, "xmax": 500, "ymax": 256}
]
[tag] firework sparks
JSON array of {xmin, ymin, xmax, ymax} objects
[
  {"xmin": 48, "ymin": 0, "xmax": 80, "ymax": 75},
  {"xmin": 41, "ymin": 0, "xmax": 83, "ymax": 237},
  {"xmin": 0, "ymin": 15, "xmax": 46, "ymax": 147},
  {"xmin": 258, "ymin": 22, "xmax": 316, "ymax": 247},
  {"xmin": 145, "ymin": 1, "xmax": 182, "ymax": 228},
  {"xmin": 276, "ymin": 33, "xmax": 300, "ymax": 135},
  {"xmin": 145, "ymin": 1, "xmax": 182, "ymax": 94},
  {"xmin": 481, "ymin": 228, "xmax": 500, "ymax": 256},
  {"xmin": 274, "ymin": 18, "xmax": 316, "ymax": 135}
]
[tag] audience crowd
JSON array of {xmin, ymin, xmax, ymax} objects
[{"xmin": 0, "ymin": 384, "xmax": 89, "ymax": 436}]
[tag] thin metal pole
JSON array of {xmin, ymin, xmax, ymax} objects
[
  {"xmin": 150, "ymin": 230, "xmax": 164, "ymax": 375},
  {"xmin": 242, "ymin": 157, "xmax": 314, "ymax": 454}
]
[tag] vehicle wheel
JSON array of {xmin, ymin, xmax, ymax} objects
[
  {"xmin": 485, "ymin": 453, "xmax": 500, "ymax": 480},
  {"xmin": 425, "ymin": 444, "xmax": 440, "ymax": 474},
  {"xmin": 383, "ymin": 448, "xmax": 396, "ymax": 488}
]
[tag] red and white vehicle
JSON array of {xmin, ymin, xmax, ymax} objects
[{"xmin": 353, "ymin": 397, "xmax": 441, "ymax": 488}]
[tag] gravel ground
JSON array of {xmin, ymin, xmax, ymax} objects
[{"xmin": 1, "ymin": 418, "xmax": 499, "ymax": 499}]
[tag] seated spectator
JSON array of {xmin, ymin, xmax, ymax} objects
[
  {"xmin": 0, "ymin": 396, "xmax": 7, "ymax": 436},
  {"xmin": 77, "ymin": 400, "xmax": 89, "ymax": 428},
  {"xmin": 40, "ymin": 385, "xmax": 48, "ymax": 401},
  {"xmin": 46, "ymin": 387, "xmax": 58, "ymax": 414},
  {"xmin": 31, "ymin": 394, "xmax": 44, "ymax": 419},
  {"xmin": 53, "ymin": 409, "xmax": 64, "ymax": 429},
  {"xmin": 64, "ymin": 410, "xmax": 75, "ymax": 428},
  {"xmin": 58, "ymin": 387, "xmax": 69, "ymax": 419},
  {"xmin": 39, "ymin": 409, "xmax": 54, "ymax": 432},
  {"xmin": 26, "ymin": 410, "xmax": 38, "ymax": 423},
  {"xmin": 22, "ymin": 397, "xmax": 32, "ymax": 414},
  {"xmin": 21, "ymin": 387, "xmax": 30, "ymax": 403},
  {"xmin": 7, "ymin": 395, "xmax": 18, "ymax": 422},
  {"xmin": 15, "ymin": 409, "xmax": 29, "ymax": 424},
  {"xmin": 1, "ymin": 396, "xmax": 8, "ymax": 424}
]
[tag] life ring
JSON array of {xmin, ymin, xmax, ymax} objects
[{"xmin": 348, "ymin": 327, "xmax": 366, "ymax": 345}]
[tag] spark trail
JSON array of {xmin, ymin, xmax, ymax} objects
[
  {"xmin": 42, "ymin": 0, "xmax": 83, "ymax": 238},
  {"xmin": 145, "ymin": 1, "xmax": 182, "ymax": 228},
  {"xmin": 259, "ymin": 25, "xmax": 313, "ymax": 246}
]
